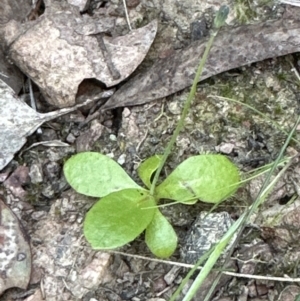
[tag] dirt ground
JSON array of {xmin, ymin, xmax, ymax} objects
[{"xmin": 1, "ymin": 0, "xmax": 300, "ymax": 300}]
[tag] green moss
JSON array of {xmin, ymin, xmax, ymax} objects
[
  {"xmin": 274, "ymin": 104, "xmax": 284, "ymax": 115},
  {"xmin": 234, "ymin": 0, "xmax": 276, "ymax": 24},
  {"xmin": 227, "ymin": 112, "xmax": 244, "ymax": 125},
  {"xmin": 134, "ymin": 18, "xmax": 145, "ymax": 28},
  {"xmin": 276, "ymin": 72, "xmax": 288, "ymax": 81},
  {"xmin": 26, "ymin": 183, "xmax": 43, "ymax": 204},
  {"xmin": 218, "ymin": 83, "xmax": 237, "ymax": 99},
  {"xmin": 234, "ymin": 0, "xmax": 257, "ymax": 24}
]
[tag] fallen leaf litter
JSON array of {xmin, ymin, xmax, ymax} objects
[
  {"xmin": 1, "ymin": 0, "xmax": 157, "ymax": 108},
  {"xmin": 0, "ymin": 78, "xmax": 93, "ymax": 171},
  {"xmin": 1, "ymin": 0, "xmax": 300, "ymax": 300}
]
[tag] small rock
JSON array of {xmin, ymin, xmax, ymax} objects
[
  {"xmin": 40, "ymin": 128, "xmax": 58, "ymax": 141},
  {"xmin": 42, "ymin": 185, "xmax": 55, "ymax": 198},
  {"xmin": 180, "ymin": 211, "xmax": 235, "ymax": 264},
  {"xmin": 31, "ymin": 211, "xmax": 47, "ymax": 220},
  {"xmin": 4, "ymin": 166, "xmax": 29, "ymax": 200},
  {"xmin": 109, "ymin": 134, "xmax": 117, "ymax": 141},
  {"xmin": 43, "ymin": 161, "xmax": 61, "ymax": 180},
  {"xmin": 76, "ymin": 120, "xmax": 104, "ymax": 152},
  {"xmin": 66, "ymin": 133, "xmax": 76, "ymax": 144},
  {"xmin": 168, "ymin": 100, "xmax": 181, "ymax": 115},
  {"xmin": 117, "ymin": 154, "xmax": 126, "ymax": 165},
  {"xmin": 164, "ymin": 266, "xmax": 181, "ymax": 285},
  {"xmin": 0, "ymin": 168, "xmax": 11, "ymax": 182},
  {"xmin": 190, "ymin": 18, "xmax": 208, "ymax": 41},
  {"xmin": 152, "ymin": 276, "xmax": 167, "ymax": 293},
  {"xmin": 68, "ymin": 0, "xmax": 90, "ymax": 11},
  {"xmin": 216, "ymin": 142, "xmax": 235, "ymax": 154},
  {"xmin": 29, "ymin": 164, "xmax": 43, "ymax": 184},
  {"xmin": 236, "ymin": 242, "xmax": 272, "ymax": 275}
]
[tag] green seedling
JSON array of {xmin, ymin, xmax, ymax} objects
[
  {"xmin": 64, "ymin": 152, "xmax": 240, "ymax": 258},
  {"xmin": 64, "ymin": 5, "xmax": 236, "ymax": 258}
]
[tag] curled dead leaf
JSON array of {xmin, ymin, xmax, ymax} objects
[
  {"xmin": 0, "ymin": 78, "xmax": 93, "ymax": 171},
  {"xmin": 3, "ymin": 1, "xmax": 157, "ymax": 108}
]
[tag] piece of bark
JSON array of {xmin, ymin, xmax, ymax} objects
[{"xmin": 102, "ymin": 6, "xmax": 300, "ymax": 110}]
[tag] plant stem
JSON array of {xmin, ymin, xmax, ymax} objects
[{"xmin": 149, "ymin": 6, "xmax": 228, "ymax": 195}]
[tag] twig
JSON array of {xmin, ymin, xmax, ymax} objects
[
  {"xmin": 107, "ymin": 250, "xmax": 300, "ymax": 282},
  {"xmin": 136, "ymin": 129, "xmax": 148, "ymax": 152}
]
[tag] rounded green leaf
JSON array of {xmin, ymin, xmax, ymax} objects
[
  {"xmin": 145, "ymin": 210, "xmax": 177, "ymax": 258},
  {"xmin": 64, "ymin": 152, "xmax": 141, "ymax": 197},
  {"xmin": 156, "ymin": 154, "xmax": 240, "ymax": 204},
  {"xmin": 137, "ymin": 155, "xmax": 162, "ymax": 189},
  {"xmin": 84, "ymin": 188, "xmax": 156, "ymax": 249}
]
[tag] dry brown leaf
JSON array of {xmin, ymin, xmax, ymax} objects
[
  {"xmin": 0, "ymin": 198, "xmax": 31, "ymax": 295},
  {"xmin": 3, "ymin": 1, "xmax": 157, "ymax": 108},
  {"xmin": 102, "ymin": 6, "xmax": 300, "ymax": 110},
  {"xmin": 0, "ymin": 78, "xmax": 92, "ymax": 171}
]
